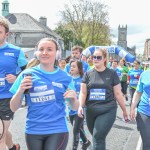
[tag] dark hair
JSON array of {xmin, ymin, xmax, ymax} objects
[
  {"xmin": 112, "ymin": 59, "xmax": 118, "ymax": 64},
  {"xmin": 65, "ymin": 55, "xmax": 71, "ymax": 63},
  {"xmin": 134, "ymin": 60, "xmax": 140, "ymax": 65},
  {"xmin": 58, "ymin": 58, "xmax": 66, "ymax": 62},
  {"xmin": 58, "ymin": 58, "xmax": 66, "ymax": 66},
  {"xmin": 71, "ymin": 45, "xmax": 83, "ymax": 54},
  {"xmin": 70, "ymin": 59, "xmax": 84, "ymax": 78},
  {"xmin": 120, "ymin": 58, "xmax": 126, "ymax": 66}
]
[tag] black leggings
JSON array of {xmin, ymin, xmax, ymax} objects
[
  {"xmin": 25, "ymin": 132, "xmax": 69, "ymax": 150},
  {"xmin": 69, "ymin": 114, "xmax": 87, "ymax": 147},
  {"xmin": 86, "ymin": 106, "xmax": 117, "ymax": 150},
  {"xmin": 129, "ymin": 86, "xmax": 136, "ymax": 105},
  {"xmin": 136, "ymin": 112, "xmax": 150, "ymax": 150},
  {"xmin": 121, "ymin": 81, "xmax": 128, "ymax": 95}
]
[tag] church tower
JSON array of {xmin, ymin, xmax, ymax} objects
[
  {"xmin": 117, "ymin": 25, "xmax": 127, "ymax": 50},
  {"xmin": 2, "ymin": 0, "xmax": 9, "ymax": 17}
]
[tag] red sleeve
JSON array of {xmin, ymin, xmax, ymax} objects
[{"xmin": 127, "ymin": 76, "xmax": 130, "ymax": 81}]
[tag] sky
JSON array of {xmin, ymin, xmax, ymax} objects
[{"xmin": 2, "ymin": 0, "xmax": 150, "ymax": 54}]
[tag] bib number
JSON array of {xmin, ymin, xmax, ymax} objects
[{"xmin": 89, "ymin": 89, "xmax": 106, "ymax": 101}]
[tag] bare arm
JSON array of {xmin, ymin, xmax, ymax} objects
[
  {"xmin": 79, "ymin": 83, "xmax": 87, "ymax": 107},
  {"xmin": 10, "ymin": 90, "xmax": 23, "ymax": 112},
  {"xmin": 113, "ymin": 84, "xmax": 128, "ymax": 120},
  {"xmin": 10, "ymin": 75, "xmax": 32, "ymax": 112},
  {"xmin": 131, "ymin": 91, "xmax": 142, "ymax": 109},
  {"xmin": 78, "ymin": 83, "xmax": 87, "ymax": 118},
  {"xmin": 130, "ymin": 91, "xmax": 142, "ymax": 121}
]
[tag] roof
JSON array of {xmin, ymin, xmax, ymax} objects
[
  {"xmin": 2, "ymin": 0, "xmax": 9, "ymax": 3},
  {"xmin": 8, "ymin": 13, "xmax": 63, "ymax": 40}
]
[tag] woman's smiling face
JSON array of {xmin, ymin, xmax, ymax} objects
[{"xmin": 36, "ymin": 40, "xmax": 57, "ymax": 65}]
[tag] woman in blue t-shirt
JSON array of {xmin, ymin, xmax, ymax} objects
[
  {"xmin": 130, "ymin": 69, "xmax": 150, "ymax": 150},
  {"xmin": 9, "ymin": 38, "xmax": 79, "ymax": 150}
]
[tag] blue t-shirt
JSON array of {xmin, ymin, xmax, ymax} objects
[
  {"xmin": 64, "ymin": 60, "xmax": 90, "ymax": 73},
  {"xmin": 128, "ymin": 69, "xmax": 143, "ymax": 88},
  {"xmin": 137, "ymin": 69, "xmax": 150, "ymax": 116},
  {"xmin": 10, "ymin": 65, "xmax": 75, "ymax": 135},
  {"xmin": 111, "ymin": 67, "xmax": 122, "ymax": 79},
  {"xmin": 107, "ymin": 62, "xmax": 112, "ymax": 68},
  {"xmin": 69, "ymin": 76, "xmax": 81, "ymax": 116},
  {"xmin": 0, "ymin": 43, "xmax": 28, "ymax": 99}
]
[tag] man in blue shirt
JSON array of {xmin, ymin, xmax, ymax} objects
[
  {"xmin": 111, "ymin": 60, "xmax": 122, "ymax": 80},
  {"xmin": 64, "ymin": 45, "xmax": 90, "ymax": 73},
  {"xmin": 0, "ymin": 16, "xmax": 27, "ymax": 150}
]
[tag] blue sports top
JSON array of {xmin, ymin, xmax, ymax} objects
[
  {"xmin": 111, "ymin": 67, "xmax": 122, "ymax": 78},
  {"xmin": 128, "ymin": 69, "xmax": 143, "ymax": 88},
  {"xmin": 0, "ymin": 43, "xmax": 28, "ymax": 99},
  {"xmin": 69, "ymin": 76, "xmax": 81, "ymax": 116},
  {"xmin": 10, "ymin": 65, "xmax": 75, "ymax": 135},
  {"xmin": 137, "ymin": 69, "xmax": 150, "ymax": 116},
  {"xmin": 64, "ymin": 60, "xmax": 90, "ymax": 73}
]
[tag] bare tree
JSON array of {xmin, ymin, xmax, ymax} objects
[{"xmin": 59, "ymin": 0, "xmax": 112, "ymax": 47}]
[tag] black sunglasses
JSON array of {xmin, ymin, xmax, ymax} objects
[{"xmin": 93, "ymin": 55, "xmax": 102, "ymax": 61}]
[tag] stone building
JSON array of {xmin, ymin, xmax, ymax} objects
[
  {"xmin": 118, "ymin": 25, "xmax": 136, "ymax": 56},
  {"xmin": 143, "ymin": 39, "xmax": 150, "ymax": 61},
  {"xmin": 1, "ymin": 0, "xmax": 64, "ymax": 60},
  {"xmin": 110, "ymin": 25, "xmax": 136, "ymax": 62},
  {"xmin": 117, "ymin": 25, "xmax": 127, "ymax": 50}
]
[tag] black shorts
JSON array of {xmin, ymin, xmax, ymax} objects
[{"xmin": 0, "ymin": 98, "xmax": 14, "ymax": 120}]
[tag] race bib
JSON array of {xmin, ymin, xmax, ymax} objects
[
  {"xmin": 29, "ymin": 84, "xmax": 56, "ymax": 103},
  {"xmin": 89, "ymin": 89, "xmax": 106, "ymax": 101},
  {"xmin": 0, "ymin": 74, "xmax": 5, "ymax": 87},
  {"xmin": 132, "ymin": 79, "xmax": 138, "ymax": 85}
]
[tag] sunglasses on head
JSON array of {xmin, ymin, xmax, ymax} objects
[{"xmin": 93, "ymin": 55, "xmax": 102, "ymax": 61}]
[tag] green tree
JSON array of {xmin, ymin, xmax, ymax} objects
[
  {"xmin": 54, "ymin": 24, "xmax": 84, "ymax": 50},
  {"xmin": 58, "ymin": 0, "xmax": 113, "ymax": 48},
  {"xmin": 54, "ymin": 25, "xmax": 73, "ymax": 50}
]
